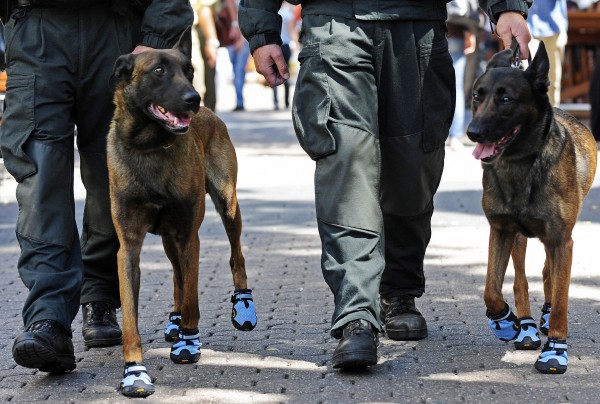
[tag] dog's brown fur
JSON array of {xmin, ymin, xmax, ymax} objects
[
  {"xmin": 467, "ymin": 43, "xmax": 597, "ymax": 351},
  {"xmin": 107, "ymin": 28, "xmax": 248, "ymax": 370}
]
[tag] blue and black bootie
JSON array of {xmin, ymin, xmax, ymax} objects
[
  {"xmin": 535, "ymin": 338, "xmax": 568, "ymax": 374},
  {"xmin": 487, "ymin": 303, "xmax": 519, "ymax": 341},
  {"xmin": 514, "ymin": 317, "xmax": 541, "ymax": 350},
  {"xmin": 164, "ymin": 311, "xmax": 181, "ymax": 342},
  {"xmin": 539, "ymin": 302, "xmax": 551, "ymax": 335},
  {"xmin": 119, "ymin": 362, "xmax": 155, "ymax": 398},
  {"xmin": 170, "ymin": 328, "xmax": 202, "ymax": 364},
  {"xmin": 231, "ymin": 289, "xmax": 257, "ymax": 331}
]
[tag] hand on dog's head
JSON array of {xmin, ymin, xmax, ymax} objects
[
  {"xmin": 110, "ymin": 26, "xmax": 193, "ymax": 87},
  {"xmin": 485, "ymin": 41, "xmax": 551, "ymax": 95}
]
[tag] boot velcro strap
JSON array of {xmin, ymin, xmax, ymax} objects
[
  {"xmin": 548, "ymin": 341, "xmax": 568, "ymax": 350},
  {"xmin": 168, "ymin": 312, "xmax": 182, "ymax": 322},
  {"xmin": 519, "ymin": 317, "xmax": 537, "ymax": 327},
  {"xmin": 124, "ymin": 364, "xmax": 147, "ymax": 376},
  {"xmin": 178, "ymin": 329, "xmax": 200, "ymax": 340}
]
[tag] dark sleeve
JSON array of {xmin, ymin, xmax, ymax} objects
[
  {"xmin": 139, "ymin": 0, "xmax": 194, "ymax": 49},
  {"xmin": 238, "ymin": 0, "xmax": 284, "ymax": 54},
  {"xmin": 478, "ymin": 0, "xmax": 532, "ymax": 25}
]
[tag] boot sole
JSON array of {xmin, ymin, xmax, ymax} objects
[
  {"xmin": 332, "ymin": 350, "xmax": 378, "ymax": 369},
  {"xmin": 84, "ymin": 336, "xmax": 123, "ymax": 348},
  {"xmin": 385, "ymin": 328, "xmax": 427, "ymax": 341},
  {"xmin": 13, "ymin": 338, "xmax": 75, "ymax": 373}
]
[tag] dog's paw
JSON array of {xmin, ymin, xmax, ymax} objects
[
  {"xmin": 539, "ymin": 302, "xmax": 551, "ymax": 336},
  {"xmin": 164, "ymin": 311, "xmax": 182, "ymax": 342},
  {"xmin": 170, "ymin": 328, "xmax": 201, "ymax": 364},
  {"xmin": 231, "ymin": 289, "xmax": 257, "ymax": 331},
  {"xmin": 119, "ymin": 363, "xmax": 155, "ymax": 398},
  {"xmin": 535, "ymin": 338, "xmax": 568, "ymax": 374},
  {"xmin": 487, "ymin": 303, "xmax": 519, "ymax": 341},
  {"xmin": 514, "ymin": 317, "xmax": 541, "ymax": 350}
]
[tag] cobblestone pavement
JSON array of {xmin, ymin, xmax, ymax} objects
[{"xmin": 0, "ymin": 83, "xmax": 599, "ymax": 403}]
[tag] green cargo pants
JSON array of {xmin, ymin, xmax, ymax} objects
[
  {"xmin": 0, "ymin": 5, "xmax": 141, "ymax": 330},
  {"xmin": 292, "ymin": 15, "xmax": 455, "ymax": 334}
]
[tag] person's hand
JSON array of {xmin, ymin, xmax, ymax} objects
[
  {"xmin": 205, "ymin": 39, "xmax": 219, "ymax": 69},
  {"xmin": 495, "ymin": 11, "xmax": 531, "ymax": 59},
  {"xmin": 252, "ymin": 44, "xmax": 289, "ymax": 87},
  {"xmin": 132, "ymin": 45, "xmax": 154, "ymax": 54},
  {"xmin": 464, "ymin": 31, "xmax": 477, "ymax": 56}
]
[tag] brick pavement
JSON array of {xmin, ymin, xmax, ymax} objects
[{"xmin": 0, "ymin": 83, "xmax": 599, "ymax": 403}]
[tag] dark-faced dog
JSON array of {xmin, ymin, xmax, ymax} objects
[
  {"xmin": 107, "ymin": 27, "xmax": 257, "ymax": 397},
  {"xmin": 466, "ymin": 42, "xmax": 597, "ymax": 374}
]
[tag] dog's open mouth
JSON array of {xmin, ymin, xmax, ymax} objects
[
  {"xmin": 148, "ymin": 103, "xmax": 192, "ymax": 133},
  {"xmin": 472, "ymin": 126, "xmax": 521, "ymax": 161}
]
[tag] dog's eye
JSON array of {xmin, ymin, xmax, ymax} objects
[
  {"xmin": 154, "ymin": 66, "xmax": 165, "ymax": 76},
  {"xmin": 501, "ymin": 96, "xmax": 512, "ymax": 104},
  {"xmin": 472, "ymin": 93, "xmax": 480, "ymax": 103}
]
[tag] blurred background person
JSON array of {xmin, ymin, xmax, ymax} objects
[
  {"xmin": 446, "ymin": 0, "xmax": 483, "ymax": 151},
  {"xmin": 273, "ymin": 3, "xmax": 299, "ymax": 111},
  {"xmin": 226, "ymin": 0, "xmax": 249, "ymax": 111},
  {"xmin": 526, "ymin": 0, "xmax": 568, "ymax": 107}
]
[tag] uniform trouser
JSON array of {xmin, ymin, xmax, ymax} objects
[
  {"xmin": 0, "ymin": 5, "xmax": 139, "ymax": 330},
  {"xmin": 292, "ymin": 15, "xmax": 455, "ymax": 334}
]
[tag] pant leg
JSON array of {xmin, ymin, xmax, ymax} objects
[
  {"xmin": 228, "ymin": 43, "xmax": 250, "ymax": 108},
  {"xmin": 377, "ymin": 20, "xmax": 453, "ymax": 299},
  {"xmin": 293, "ymin": 16, "xmax": 383, "ymax": 334},
  {"xmin": 0, "ymin": 9, "xmax": 83, "ymax": 330},
  {"xmin": 199, "ymin": 33, "xmax": 216, "ymax": 111},
  {"xmin": 75, "ymin": 5, "xmax": 138, "ymax": 307}
]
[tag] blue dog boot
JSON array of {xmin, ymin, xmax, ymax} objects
[
  {"xmin": 231, "ymin": 289, "xmax": 257, "ymax": 331},
  {"xmin": 514, "ymin": 317, "xmax": 541, "ymax": 350},
  {"xmin": 170, "ymin": 328, "xmax": 201, "ymax": 364},
  {"xmin": 487, "ymin": 303, "xmax": 519, "ymax": 341},
  {"xmin": 539, "ymin": 303, "xmax": 551, "ymax": 336},
  {"xmin": 119, "ymin": 362, "xmax": 155, "ymax": 398},
  {"xmin": 535, "ymin": 338, "xmax": 568, "ymax": 374},
  {"xmin": 164, "ymin": 311, "xmax": 181, "ymax": 342}
]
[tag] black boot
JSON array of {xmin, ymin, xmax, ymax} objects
[
  {"xmin": 82, "ymin": 301, "xmax": 122, "ymax": 348},
  {"xmin": 380, "ymin": 296, "xmax": 427, "ymax": 340},
  {"xmin": 332, "ymin": 319, "xmax": 378, "ymax": 369},
  {"xmin": 12, "ymin": 320, "xmax": 76, "ymax": 373}
]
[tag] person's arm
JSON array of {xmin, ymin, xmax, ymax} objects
[
  {"xmin": 197, "ymin": 6, "xmax": 219, "ymax": 68},
  {"xmin": 479, "ymin": 0, "xmax": 532, "ymax": 58},
  {"xmin": 138, "ymin": 0, "xmax": 195, "ymax": 50},
  {"xmin": 239, "ymin": 0, "xmax": 287, "ymax": 87},
  {"xmin": 224, "ymin": 0, "xmax": 242, "ymax": 45}
]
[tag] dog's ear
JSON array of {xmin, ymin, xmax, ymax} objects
[
  {"xmin": 174, "ymin": 26, "xmax": 193, "ymax": 60},
  {"xmin": 111, "ymin": 53, "xmax": 137, "ymax": 85},
  {"xmin": 485, "ymin": 48, "xmax": 513, "ymax": 70},
  {"xmin": 526, "ymin": 41, "xmax": 551, "ymax": 93}
]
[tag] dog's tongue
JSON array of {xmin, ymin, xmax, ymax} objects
[{"xmin": 472, "ymin": 143, "xmax": 495, "ymax": 160}]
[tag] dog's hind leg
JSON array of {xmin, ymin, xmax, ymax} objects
[
  {"xmin": 539, "ymin": 257, "xmax": 552, "ymax": 335},
  {"xmin": 162, "ymin": 234, "xmax": 202, "ymax": 364},
  {"xmin": 511, "ymin": 234, "xmax": 541, "ymax": 350},
  {"xmin": 206, "ymin": 162, "xmax": 257, "ymax": 331},
  {"xmin": 535, "ymin": 240, "xmax": 573, "ymax": 374},
  {"xmin": 484, "ymin": 228, "xmax": 519, "ymax": 341}
]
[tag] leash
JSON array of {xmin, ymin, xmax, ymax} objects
[{"xmin": 510, "ymin": 37, "xmax": 532, "ymax": 70}]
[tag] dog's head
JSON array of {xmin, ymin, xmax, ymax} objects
[
  {"xmin": 111, "ymin": 26, "xmax": 200, "ymax": 134},
  {"xmin": 467, "ymin": 42, "xmax": 551, "ymax": 163}
]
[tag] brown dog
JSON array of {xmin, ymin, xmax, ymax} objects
[
  {"xmin": 466, "ymin": 42, "xmax": 597, "ymax": 374},
  {"xmin": 107, "ymin": 27, "xmax": 256, "ymax": 397}
]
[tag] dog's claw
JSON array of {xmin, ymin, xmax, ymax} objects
[
  {"xmin": 514, "ymin": 317, "xmax": 541, "ymax": 350},
  {"xmin": 487, "ymin": 303, "xmax": 519, "ymax": 341},
  {"xmin": 231, "ymin": 289, "xmax": 257, "ymax": 331},
  {"xmin": 119, "ymin": 363, "xmax": 155, "ymax": 398},
  {"xmin": 170, "ymin": 328, "xmax": 202, "ymax": 364},
  {"xmin": 535, "ymin": 338, "xmax": 568, "ymax": 374}
]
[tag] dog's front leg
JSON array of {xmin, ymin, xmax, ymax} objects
[
  {"xmin": 511, "ymin": 234, "xmax": 541, "ymax": 350},
  {"xmin": 484, "ymin": 228, "xmax": 520, "ymax": 341},
  {"xmin": 535, "ymin": 238, "xmax": 572, "ymax": 374},
  {"xmin": 117, "ymin": 237, "xmax": 154, "ymax": 397},
  {"xmin": 163, "ymin": 234, "xmax": 202, "ymax": 364}
]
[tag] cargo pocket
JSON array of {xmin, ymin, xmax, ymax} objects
[
  {"xmin": 292, "ymin": 43, "xmax": 336, "ymax": 160},
  {"xmin": 0, "ymin": 74, "xmax": 37, "ymax": 182},
  {"xmin": 421, "ymin": 37, "xmax": 455, "ymax": 152}
]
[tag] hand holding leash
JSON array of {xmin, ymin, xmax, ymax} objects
[{"xmin": 495, "ymin": 11, "xmax": 531, "ymax": 60}]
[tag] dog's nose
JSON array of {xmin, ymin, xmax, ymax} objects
[
  {"xmin": 184, "ymin": 90, "xmax": 201, "ymax": 112},
  {"xmin": 466, "ymin": 122, "xmax": 484, "ymax": 142}
]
